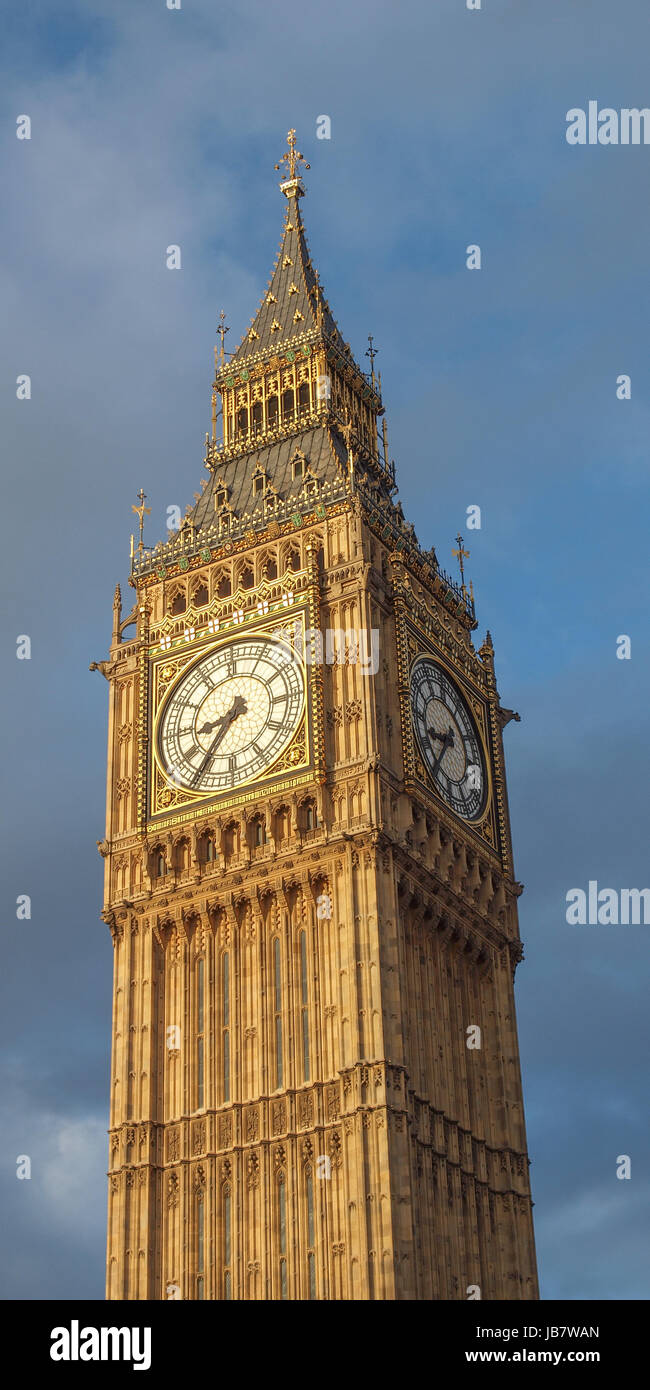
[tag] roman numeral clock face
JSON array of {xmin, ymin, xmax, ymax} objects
[
  {"xmin": 157, "ymin": 635, "xmax": 304, "ymax": 795},
  {"xmin": 410, "ymin": 658, "xmax": 487, "ymax": 821}
]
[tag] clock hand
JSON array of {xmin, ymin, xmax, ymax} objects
[
  {"xmin": 427, "ymin": 727, "xmax": 451, "ymax": 744},
  {"xmin": 198, "ymin": 694, "xmax": 247, "ymax": 737},
  {"xmin": 191, "ymin": 697, "xmax": 248, "ymax": 784},
  {"xmin": 428, "ymin": 725, "xmax": 455, "ymax": 780}
]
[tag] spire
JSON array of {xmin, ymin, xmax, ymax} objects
[
  {"xmin": 229, "ymin": 129, "xmax": 347, "ymax": 367},
  {"xmin": 133, "ymin": 128, "xmax": 392, "ymax": 581}
]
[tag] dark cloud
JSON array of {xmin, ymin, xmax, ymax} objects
[{"xmin": 1, "ymin": 0, "xmax": 649, "ymax": 1299}]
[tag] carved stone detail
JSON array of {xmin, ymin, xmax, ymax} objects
[{"xmin": 218, "ymin": 1115, "xmax": 232, "ymax": 1149}]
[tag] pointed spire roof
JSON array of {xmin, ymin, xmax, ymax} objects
[{"xmin": 230, "ymin": 129, "xmax": 347, "ymax": 366}]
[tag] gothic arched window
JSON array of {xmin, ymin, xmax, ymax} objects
[
  {"xmin": 306, "ymin": 1170, "xmax": 316, "ymax": 1299},
  {"xmin": 175, "ymin": 838, "xmax": 189, "ymax": 872},
  {"xmin": 196, "ymin": 1196, "xmax": 204, "ymax": 1301},
  {"xmin": 278, "ymin": 1179, "xmax": 288, "ymax": 1300},
  {"xmin": 300, "ymin": 929, "xmax": 310, "ymax": 1082},
  {"xmin": 222, "ymin": 953, "xmax": 230, "ymax": 1104},
  {"xmin": 223, "ymin": 821, "xmax": 239, "ymax": 862},
  {"xmin": 222, "ymin": 1183, "xmax": 232, "ymax": 1300},
  {"xmin": 273, "ymin": 937, "xmax": 283, "ymax": 1089},
  {"xmin": 196, "ymin": 957, "xmax": 205, "ymax": 1109}
]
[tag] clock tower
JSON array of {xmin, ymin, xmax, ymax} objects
[{"xmin": 99, "ymin": 131, "xmax": 539, "ymax": 1301}]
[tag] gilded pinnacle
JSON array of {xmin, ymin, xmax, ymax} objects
[
  {"xmin": 274, "ymin": 128, "xmax": 310, "ymax": 197},
  {"xmin": 217, "ymin": 310, "xmax": 229, "ymax": 367},
  {"xmin": 452, "ymin": 532, "xmax": 470, "ymax": 595},
  {"xmin": 131, "ymin": 488, "xmax": 151, "ymax": 556}
]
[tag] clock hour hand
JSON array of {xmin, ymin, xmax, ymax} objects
[
  {"xmin": 198, "ymin": 695, "xmax": 247, "ymax": 736},
  {"xmin": 191, "ymin": 696, "xmax": 248, "ymax": 784},
  {"xmin": 427, "ymin": 725, "xmax": 454, "ymax": 780},
  {"xmin": 197, "ymin": 719, "xmax": 217, "ymax": 735}
]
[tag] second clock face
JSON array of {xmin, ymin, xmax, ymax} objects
[
  {"xmin": 410, "ymin": 658, "xmax": 487, "ymax": 820},
  {"xmin": 157, "ymin": 635, "xmax": 304, "ymax": 794}
]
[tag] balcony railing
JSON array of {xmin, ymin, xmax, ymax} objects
[{"xmin": 131, "ymin": 474, "xmax": 352, "ymax": 578}]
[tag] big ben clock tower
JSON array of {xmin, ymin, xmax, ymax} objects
[{"xmin": 98, "ymin": 131, "xmax": 539, "ymax": 1301}]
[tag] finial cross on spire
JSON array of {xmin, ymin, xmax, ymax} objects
[
  {"xmin": 131, "ymin": 488, "xmax": 151, "ymax": 553},
  {"xmin": 274, "ymin": 129, "xmax": 310, "ymax": 190},
  {"xmin": 452, "ymin": 532, "xmax": 470, "ymax": 596}
]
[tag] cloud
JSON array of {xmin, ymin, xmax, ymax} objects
[
  {"xmin": 1, "ymin": 0, "xmax": 649, "ymax": 1300},
  {"xmin": 0, "ymin": 1069, "xmax": 106, "ymax": 1298}
]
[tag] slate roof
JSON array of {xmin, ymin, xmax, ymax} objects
[
  {"xmin": 188, "ymin": 424, "xmax": 348, "ymax": 536},
  {"xmin": 231, "ymin": 197, "xmax": 347, "ymax": 364}
]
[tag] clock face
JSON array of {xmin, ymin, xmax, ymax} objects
[
  {"xmin": 157, "ymin": 635, "xmax": 304, "ymax": 795},
  {"xmin": 410, "ymin": 658, "xmax": 487, "ymax": 821}
]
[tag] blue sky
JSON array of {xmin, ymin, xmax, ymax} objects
[{"xmin": 1, "ymin": 0, "xmax": 649, "ymax": 1300}]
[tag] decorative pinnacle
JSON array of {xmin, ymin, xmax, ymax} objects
[
  {"xmin": 312, "ymin": 267, "xmax": 323, "ymax": 328},
  {"xmin": 131, "ymin": 488, "xmax": 151, "ymax": 554},
  {"xmin": 366, "ymin": 334, "xmax": 378, "ymax": 388},
  {"xmin": 452, "ymin": 531, "xmax": 470, "ymax": 597},
  {"xmin": 217, "ymin": 309, "xmax": 229, "ymax": 367},
  {"xmin": 274, "ymin": 128, "xmax": 310, "ymax": 195}
]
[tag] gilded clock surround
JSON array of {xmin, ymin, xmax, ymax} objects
[
  {"xmin": 150, "ymin": 611, "xmax": 311, "ymax": 815},
  {"xmin": 97, "ymin": 131, "xmax": 538, "ymax": 1302},
  {"xmin": 409, "ymin": 654, "xmax": 490, "ymax": 823},
  {"xmin": 403, "ymin": 636, "xmax": 496, "ymax": 847}
]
